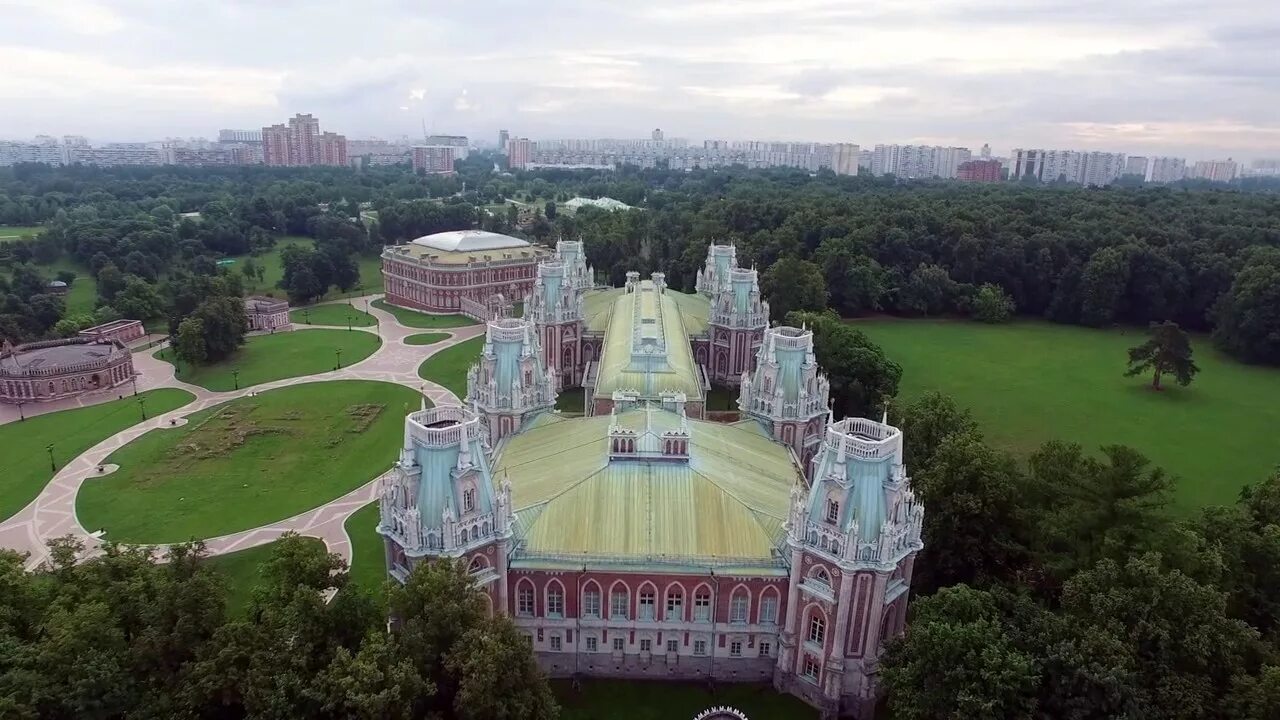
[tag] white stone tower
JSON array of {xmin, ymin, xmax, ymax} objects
[
  {"xmin": 696, "ymin": 243, "xmax": 737, "ymax": 296},
  {"xmin": 774, "ymin": 416, "xmax": 924, "ymax": 717},
  {"xmin": 378, "ymin": 405, "xmax": 514, "ymax": 614},
  {"xmin": 466, "ymin": 317, "xmax": 557, "ymax": 445},
  {"xmin": 526, "ymin": 240, "xmax": 592, "ymax": 388},
  {"xmin": 738, "ymin": 325, "xmax": 830, "ymax": 470}
]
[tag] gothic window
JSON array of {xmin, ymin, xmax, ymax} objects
[
  {"xmin": 546, "ymin": 584, "xmax": 564, "ymax": 618},
  {"xmin": 463, "ymin": 488, "xmax": 475, "ymax": 512},
  {"xmin": 638, "ymin": 588, "xmax": 656, "ymax": 620},
  {"xmin": 812, "ymin": 568, "xmax": 830, "ymax": 587},
  {"xmin": 459, "ymin": 528, "xmax": 468, "ymax": 543},
  {"xmin": 759, "ymin": 592, "xmax": 778, "ymax": 624},
  {"xmin": 808, "ymin": 613, "xmax": 826, "ymax": 645},
  {"xmin": 517, "ymin": 585, "xmax": 535, "ymax": 616},
  {"xmin": 583, "ymin": 587, "xmax": 601, "ymax": 618},
  {"xmin": 694, "ymin": 589, "xmax": 712, "ymax": 622},
  {"xmin": 729, "ymin": 590, "xmax": 748, "ymax": 624},
  {"xmin": 610, "ymin": 587, "xmax": 629, "ymax": 619},
  {"xmin": 825, "ymin": 499, "xmax": 840, "ymax": 524},
  {"xmin": 803, "ymin": 655, "xmax": 820, "ymax": 680},
  {"xmin": 665, "ymin": 588, "xmax": 683, "ymax": 621}
]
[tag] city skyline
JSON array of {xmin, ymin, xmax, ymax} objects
[{"xmin": 2, "ymin": 1, "xmax": 1277, "ymax": 160}]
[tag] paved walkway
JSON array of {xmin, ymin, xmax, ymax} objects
[{"xmin": 0, "ymin": 295, "xmax": 486, "ymax": 570}]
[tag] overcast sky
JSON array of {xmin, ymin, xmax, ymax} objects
[{"xmin": 2, "ymin": 0, "xmax": 1277, "ymax": 160}]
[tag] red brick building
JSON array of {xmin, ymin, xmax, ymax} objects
[
  {"xmin": 956, "ymin": 158, "xmax": 1003, "ymax": 182},
  {"xmin": 1, "ymin": 337, "xmax": 135, "ymax": 404},
  {"xmin": 381, "ymin": 230, "xmax": 544, "ymax": 314}
]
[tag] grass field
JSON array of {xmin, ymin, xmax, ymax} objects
[
  {"xmin": 289, "ymin": 303, "xmax": 377, "ymax": 327},
  {"xmin": 229, "ymin": 237, "xmax": 384, "ymax": 298},
  {"xmin": 553, "ymin": 680, "xmax": 817, "ymax": 720},
  {"xmin": 0, "ymin": 225, "xmax": 43, "ymax": 242},
  {"xmin": 154, "ymin": 329, "xmax": 381, "ymax": 391},
  {"xmin": 207, "ymin": 537, "xmax": 324, "ymax": 617},
  {"xmin": 0, "ymin": 389, "xmax": 195, "ymax": 523},
  {"xmin": 404, "ymin": 332, "xmax": 450, "ymax": 346},
  {"xmin": 344, "ymin": 502, "xmax": 386, "ymax": 596},
  {"xmin": 77, "ymin": 381, "xmax": 421, "ymax": 543},
  {"xmin": 555, "ymin": 387, "xmax": 585, "ymax": 413},
  {"xmin": 418, "ymin": 336, "xmax": 484, "ymax": 399},
  {"xmin": 372, "ymin": 299, "xmax": 476, "ymax": 329},
  {"xmin": 854, "ymin": 318, "xmax": 1280, "ymax": 512},
  {"xmin": 1, "ymin": 254, "xmax": 99, "ymax": 315}
]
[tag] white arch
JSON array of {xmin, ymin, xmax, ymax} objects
[
  {"xmin": 662, "ymin": 580, "xmax": 687, "ymax": 622},
  {"xmin": 544, "ymin": 578, "xmax": 566, "ymax": 618},
  {"xmin": 758, "ymin": 585, "xmax": 781, "ymax": 624},
  {"xmin": 727, "ymin": 582, "xmax": 752, "ymax": 624},
  {"xmin": 581, "ymin": 579, "xmax": 603, "ymax": 619},
  {"xmin": 635, "ymin": 580, "xmax": 659, "ymax": 621},
  {"xmin": 515, "ymin": 576, "xmax": 537, "ymax": 616},
  {"xmin": 607, "ymin": 580, "xmax": 631, "ymax": 620}
]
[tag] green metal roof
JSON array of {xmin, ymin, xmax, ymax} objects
[
  {"xmin": 583, "ymin": 287, "xmax": 625, "ymax": 332},
  {"xmin": 667, "ymin": 291, "xmax": 710, "ymax": 335},
  {"xmin": 491, "ymin": 411, "xmax": 802, "ymax": 567},
  {"xmin": 584, "ymin": 287, "xmax": 710, "ymax": 337},
  {"xmin": 592, "ymin": 282, "xmax": 704, "ymax": 400}
]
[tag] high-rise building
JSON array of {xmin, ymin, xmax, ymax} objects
[
  {"xmin": 1190, "ymin": 159, "xmax": 1239, "ymax": 182},
  {"xmin": 1146, "ymin": 156, "xmax": 1187, "ymax": 183},
  {"xmin": 424, "ymin": 135, "xmax": 469, "ymax": 160},
  {"xmin": 830, "ymin": 143, "xmax": 859, "ymax": 175},
  {"xmin": 498, "ymin": 129, "xmax": 510, "ymax": 152},
  {"xmin": 1124, "ymin": 156, "xmax": 1149, "ymax": 177},
  {"xmin": 980, "ymin": 143, "xmax": 991, "ymax": 158},
  {"xmin": 261, "ymin": 124, "xmax": 290, "ymax": 166},
  {"xmin": 318, "ymin": 131, "xmax": 348, "ymax": 167},
  {"xmin": 412, "ymin": 145, "xmax": 457, "ymax": 174},
  {"xmin": 218, "ymin": 129, "xmax": 262, "ymax": 143},
  {"xmin": 651, "ymin": 128, "xmax": 664, "ymax": 141},
  {"xmin": 507, "ymin": 137, "xmax": 533, "ymax": 169},
  {"xmin": 957, "ymin": 159, "xmax": 1002, "ymax": 183},
  {"xmin": 287, "ymin": 113, "xmax": 320, "ymax": 166},
  {"xmin": 1081, "ymin": 151, "xmax": 1126, "ymax": 186}
]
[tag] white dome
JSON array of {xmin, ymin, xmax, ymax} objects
[{"xmin": 410, "ymin": 230, "xmax": 530, "ymax": 253}]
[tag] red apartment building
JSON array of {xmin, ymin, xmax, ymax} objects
[
  {"xmin": 262, "ymin": 114, "xmax": 346, "ymax": 167},
  {"xmin": 956, "ymin": 158, "xmax": 1003, "ymax": 182}
]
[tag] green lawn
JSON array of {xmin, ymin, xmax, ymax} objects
[
  {"xmin": 0, "ymin": 225, "xmax": 43, "ymax": 242},
  {"xmin": 77, "ymin": 380, "xmax": 421, "ymax": 543},
  {"xmin": 0, "ymin": 389, "xmax": 195, "ymax": 523},
  {"xmin": 344, "ymin": 502, "xmax": 387, "ymax": 597},
  {"xmin": 403, "ymin": 332, "xmax": 450, "ymax": 346},
  {"xmin": 207, "ymin": 537, "xmax": 324, "ymax": 617},
  {"xmin": 229, "ymin": 236, "xmax": 383, "ymax": 298},
  {"xmin": 555, "ymin": 387, "xmax": 585, "ymax": 413},
  {"xmin": 289, "ymin": 303, "xmax": 377, "ymax": 327},
  {"xmin": 706, "ymin": 386, "xmax": 738, "ymax": 411},
  {"xmin": 418, "ymin": 336, "xmax": 484, "ymax": 399},
  {"xmin": 154, "ymin": 329, "xmax": 381, "ymax": 391},
  {"xmin": 372, "ymin": 299, "xmax": 476, "ymax": 328},
  {"xmin": 854, "ymin": 318, "xmax": 1280, "ymax": 512},
  {"xmin": 553, "ymin": 680, "xmax": 817, "ymax": 720},
  {"xmin": 2, "ymin": 254, "xmax": 99, "ymax": 315}
]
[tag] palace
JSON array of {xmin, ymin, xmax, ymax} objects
[
  {"xmin": 0, "ymin": 336, "xmax": 136, "ymax": 404},
  {"xmin": 378, "ymin": 243, "xmax": 924, "ymax": 718},
  {"xmin": 381, "ymin": 230, "xmax": 545, "ymax": 318}
]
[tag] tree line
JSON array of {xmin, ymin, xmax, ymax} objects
[
  {"xmin": 0, "ymin": 535, "xmax": 557, "ymax": 720},
  {"xmin": 876, "ymin": 390, "xmax": 1280, "ymax": 719}
]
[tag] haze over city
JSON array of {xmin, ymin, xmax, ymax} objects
[{"xmin": 3, "ymin": 0, "xmax": 1278, "ymax": 160}]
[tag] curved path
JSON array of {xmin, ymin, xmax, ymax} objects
[{"xmin": 0, "ymin": 295, "xmax": 485, "ymax": 570}]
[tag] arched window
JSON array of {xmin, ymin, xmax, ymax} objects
[
  {"xmin": 759, "ymin": 588, "xmax": 779, "ymax": 625},
  {"xmin": 468, "ymin": 556, "xmax": 487, "ymax": 573},
  {"xmin": 546, "ymin": 582, "xmax": 565, "ymax": 618},
  {"xmin": 637, "ymin": 583, "xmax": 657, "ymax": 621},
  {"xmin": 582, "ymin": 584, "xmax": 602, "ymax": 619},
  {"xmin": 693, "ymin": 586, "xmax": 712, "ymax": 622},
  {"xmin": 808, "ymin": 611, "xmax": 826, "ymax": 646},
  {"xmin": 517, "ymin": 583, "xmax": 535, "ymax": 616},
  {"xmin": 729, "ymin": 588, "xmax": 749, "ymax": 624},
  {"xmin": 812, "ymin": 567, "xmax": 830, "ymax": 587},
  {"xmin": 609, "ymin": 583, "xmax": 629, "ymax": 620},
  {"xmin": 665, "ymin": 585, "xmax": 684, "ymax": 622},
  {"xmin": 825, "ymin": 498, "xmax": 840, "ymax": 524},
  {"xmin": 463, "ymin": 488, "xmax": 475, "ymax": 512},
  {"xmin": 459, "ymin": 528, "xmax": 468, "ymax": 543}
]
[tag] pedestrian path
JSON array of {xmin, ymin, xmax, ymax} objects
[{"xmin": 0, "ymin": 295, "xmax": 485, "ymax": 570}]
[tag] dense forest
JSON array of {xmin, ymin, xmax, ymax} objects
[{"xmin": 5, "ymin": 156, "xmax": 1276, "ymax": 364}]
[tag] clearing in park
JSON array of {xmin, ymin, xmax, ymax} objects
[
  {"xmin": 417, "ymin": 335, "xmax": 484, "ymax": 399},
  {"xmin": 289, "ymin": 303, "xmax": 377, "ymax": 327},
  {"xmin": 0, "ymin": 389, "xmax": 195, "ymax": 522},
  {"xmin": 76, "ymin": 380, "xmax": 421, "ymax": 543},
  {"xmin": 854, "ymin": 318, "xmax": 1280, "ymax": 512},
  {"xmin": 154, "ymin": 328, "xmax": 381, "ymax": 391},
  {"xmin": 372, "ymin": 299, "xmax": 476, "ymax": 328}
]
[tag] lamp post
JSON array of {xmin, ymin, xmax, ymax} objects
[
  {"xmin": 335, "ymin": 348, "xmax": 343, "ymax": 369},
  {"xmin": 346, "ymin": 313, "xmax": 352, "ymax": 332},
  {"xmin": 232, "ymin": 368, "xmax": 240, "ymax": 390},
  {"xmin": 46, "ymin": 444, "xmax": 55, "ymax": 473},
  {"xmin": 17, "ymin": 401, "xmax": 24, "ymax": 422},
  {"xmin": 138, "ymin": 395, "xmax": 147, "ymax": 421},
  {"xmin": 131, "ymin": 375, "xmax": 138, "ymax": 396},
  {"xmin": 304, "ymin": 309, "xmax": 311, "ymax": 325}
]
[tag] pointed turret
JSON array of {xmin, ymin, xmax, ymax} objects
[
  {"xmin": 465, "ymin": 317, "xmax": 556, "ymax": 444},
  {"xmin": 738, "ymin": 325, "xmax": 830, "ymax": 469}
]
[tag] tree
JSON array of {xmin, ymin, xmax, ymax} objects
[
  {"xmin": 881, "ymin": 585, "xmax": 1039, "ymax": 720},
  {"xmin": 241, "ymin": 257, "xmax": 262, "ymax": 288},
  {"xmin": 971, "ymin": 283, "xmax": 1016, "ymax": 323},
  {"xmin": 544, "ymin": 201, "xmax": 557, "ymax": 220},
  {"xmin": 894, "ymin": 391, "xmax": 979, "ymax": 469},
  {"xmin": 1125, "ymin": 320, "xmax": 1199, "ymax": 390},
  {"xmin": 1078, "ymin": 247, "xmax": 1130, "ymax": 326},
  {"xmin": 96, "ymin": 263, "xmax": 127, "ymax": 304},
  {"xmin": 1227, "ymin": 666, "xmax": 1280, "ymax": 720},
  {"xmin": 189, "ymin": 295, "xmax": 247, "ymax": 361},
  {"xmin": 112, "ymin": 277, "xmax": 164, "ymax": 320},
  {"xmin": 762, "ymin": 258, "xmax": 828, "ymax": 322},
  {"xmin": 173, "ymin": 317, "xmax": 207, "ymax": 365},
  {"xmin": 1213, "ymin": 259, "xmax": 1280, "ymax": 364},
  {"xmin": 787, "ymin": 310, "xmax": 901, "ymax": 418},
  {"xmin": 898, "ymin": 263, "xmax": 960, "ymax": 316}
]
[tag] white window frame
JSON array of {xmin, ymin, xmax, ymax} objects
[
  {"xmin": 759, "ymin": 640, "xmax": 772, "ymax": 657},
  {"xmin": 808, "ymin": 614, "xmax": 825, "ymax": 645},
  {"xmin": 693, "ymin": 639, "xmax": 707, "ymax": 656},
  {"xmin": 550, "ymin": 634, "xmax": 562, "ymax": 651},
  {"xmin": 729, "ymin": 640, "xmax": 743, "ymax": 657},
  {"xmin": 612, "ymin": 637, "xmax": 625, "ymax": 652},
  {"xmin": 611, "ymin": 589, "xmax": 629, "ymax": 620},
  {"xmin": 639, "ymin": 638, "xmax": 652, "ymax": 653},
  {"xmin": 638, "ymin": 589, "xmax": 656, "ymax": 621},
  {"xmin": 546, "ymin": 586, "xmax": 564, "ymax": 618},
  {"xmin": 517, "ymin": 586, "xmax": 535, "ymax": 617},
  {"xmin": 665, "ymin": 589, "xmax": 683, "ymax": 621},
  {"xmin": 760, "ymin": 594, "xmax": 778, "ymax": 624},
  {"xmin": 694, "ymin": 591, "xmax": 712, "ymax": 622},
  {"xmin": 825, "ymin": 498, "xmax": 839, "ymax": 523},
  {"xmin": 586, "ymin": 636, "xmax": 598, "ymax": 652},
  {"xmin": 803, "ymin": 655, "xmax": 820, "ymax": 680},
  {"xmin": 729, "ymin": 592, "xmax": 748, "ymax": 624},
  {"xmin": 666, "ymin": 638, "xmax": 679, "ymax": 653},
  {"xmin": 583, "ymin": 588, "xmax": 601, "ymax": 618}
]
